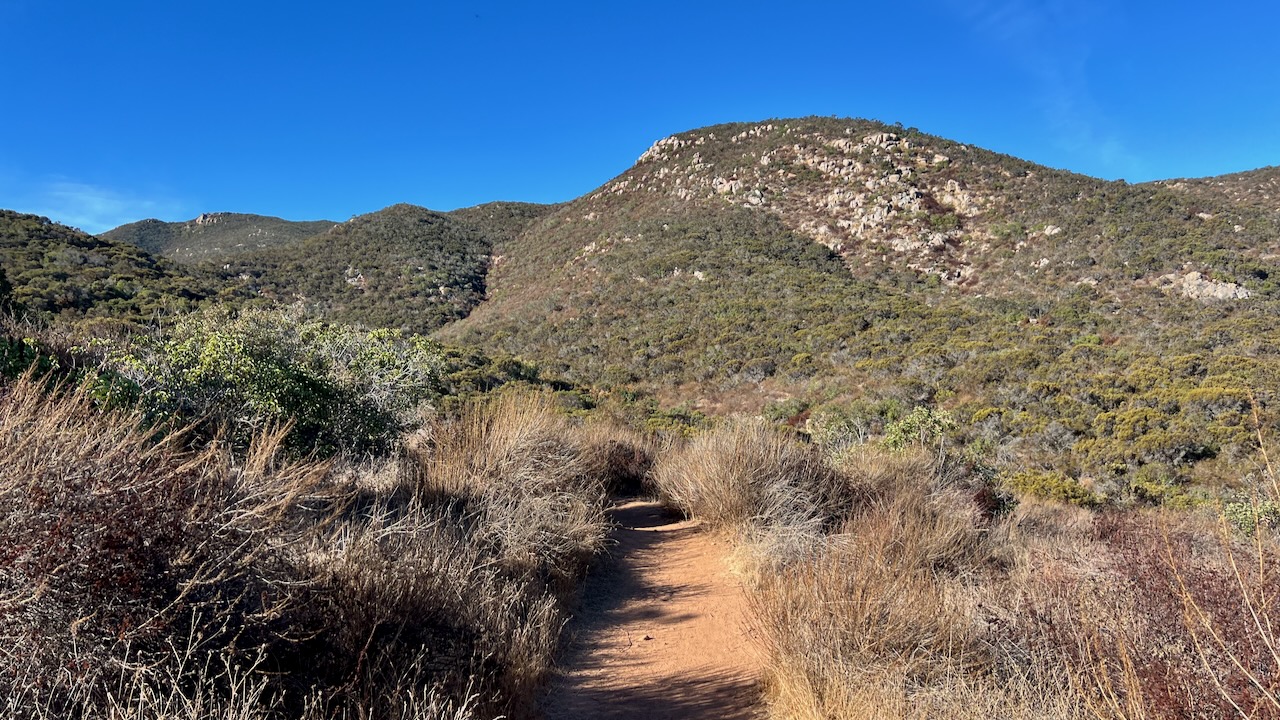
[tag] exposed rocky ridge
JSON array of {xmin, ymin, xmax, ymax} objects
[
  {"xmin": 623, "ymin": 121, "xmax": 992, "ymax": 284},
  {"xmin": 609, "ymin": 118, "xmax": 1279, "ymax": 298},
  {"xmin": 102, "ymin": 213, "xmax": 337, "ymax": 262},
  {"xmin": 443, "ymin": 116, "xmax": 1280, "ymax": 431}
]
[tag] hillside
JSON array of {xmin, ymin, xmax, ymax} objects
[
  {"xmin": 102, "ymin": 212, "xmax": 337, "ymax": 262},
  {"xmin": 1156, "ymin": 165, "xmax": 1280, "ymax": 222},
  {"xmin": 8, "ymin": 115, "xmax": 1280, "ymax": 498},
  {"xmin": 7, "ymin": 116, "xmax": 1280, "ymax": 720},
  {"xmin": 443, "ymin": 116, "xmax": 1280, "ymax": 493},
  {"xmin": 213, "ymin": 203, "xmax": 500, "ymax": 334},
  {"xmin": 0, "ymin": 210, "xmax": 232, "ymax": 325},
  {"xmin": 445, "ymin": 200, "xmax": 561, "ymax": 247}
]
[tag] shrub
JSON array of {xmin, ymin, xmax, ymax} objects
[
  {"xmin": 1003, "ymin": 469, "xmax": 1101, "ymax": 506},
  {"xmin": 0, "ymin": 374, "xmax": 327, "ymax": 719},
  {"xmin": 651, "ymin": 418, "xmax": 850, "ymax": 535},
  {"xmin": 0, "ymin": 376, "xmax": 615, "ymax": 719},
  {"xmin": 1223, "ymin": 497, "xmax": 1280, "ymax": 535},
  {"xmin": 882, "ymin": 405, "xmax": 956, "ymax": 450},
  {"xmin": 104, "ymin": 305, "xmax": 448, "ymax": 455},
  {"xmin": 1018, "ymin": 511, "xmax": 1280, "ymax": 719}
]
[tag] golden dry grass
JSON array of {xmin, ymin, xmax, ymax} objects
[
  {"xmin": 0, "ymin": 376, "xmax": 622, "ymax": 719},
  {"xmin": 650, "ymin": 419, "xmax": 1280, "ymax": 719}
]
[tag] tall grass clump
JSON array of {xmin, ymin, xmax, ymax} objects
[
  {"xmin": 745, "ymin": 446, "xmax": 1085, "ymax": 719},
  {"xmin": 651, "ymin": 418, "xmax": 850, "ymax": 540},
  {"xmin": 652, "ymin": 419, "xmax": 1087, "ymax": 719},
  {"xmin": 0, "ymin": 373, "xmax": 616, "ymax": 719}
]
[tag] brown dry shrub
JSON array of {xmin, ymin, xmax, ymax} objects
[
  {"xmin": 0, "ymin": 373, "xmax": 328, "ymax": 717},
  {"xmin": 742, "ymin": 446, "xmax": 1078, "ymax": 719},
  {"xmin": 0, "ymin": 379, "xmax": 615, "ymax": 719},
  {"xmin": 1015, "ymin": 509, "xmax": 1280, "ymax": 719}
]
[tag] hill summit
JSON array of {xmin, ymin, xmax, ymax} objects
[
  {"xmin": 433, "ymin": 116, "xmax": 1280, "ymax": 492},
  {"xmin": 102, "ymin": 212, "xmax": 338, "ymax": 262}
]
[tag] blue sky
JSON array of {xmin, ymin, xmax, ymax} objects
[{"xmin": 2, "ymin": 0, "xmax": 1278, "ymax": 234}]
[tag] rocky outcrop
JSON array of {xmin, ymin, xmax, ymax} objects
[
  {"xmin": 617, "ymin": 123, "xmax": 1019, "ymax": 286},
  {"xmin": 1156, "ymin": 271, "xmax": 1251, "ymax": 301}
]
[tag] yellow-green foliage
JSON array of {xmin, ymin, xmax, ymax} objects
[
  {"xmin": 103, "ymin": 305, "xmax": 450, "ymax": 455},
  {"xmin": 1002, "ymin": 469, "xmax": 1101, "ymax": 506}
]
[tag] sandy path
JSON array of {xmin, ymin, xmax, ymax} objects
[{"xmin": 541, "ymin": 499, "xmax": 762, "ymax": 720}]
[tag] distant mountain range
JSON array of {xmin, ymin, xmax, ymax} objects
[{"xmin": 8, "ymin": 115, "xmax": 1278, "ymax": 487}]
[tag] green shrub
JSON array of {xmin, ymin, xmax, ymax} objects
[
  {"xmin": 763, "ymin": 397, "xmax": 809, "ymax": 424},
  {"xmin": 882, "ymin": 406, "xmax": 956, "ymax": 450},
  {"xmin": 1127, "ymin": 464, "xmax": 1195, "ymax": 506},
  {"xmin": 1222, "ymin": 497, "xmax": 1280, "ymax": 535},
  {"xmin": 1002, "ymin": 469, "xmax": 1101, "ymax": 507},
  {"xmin": 104, "ymin": 305, "xmax": 448, "ymax": 455},
  {"xmin": 643, "ymin": 403, "xmax": 708, "ymax": 436}
]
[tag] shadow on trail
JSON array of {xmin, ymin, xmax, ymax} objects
[
  {"xmin": 547, "ymin": 666, "xmax": 761, "ymax": 720},
  {"xmin": 542, "ymin": 498, "xmax": 763, "ymax": 720}
]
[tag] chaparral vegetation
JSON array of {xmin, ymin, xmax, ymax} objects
[{"xmin": 4, "ymin": 116, "xmax": 1280, "ymax": 718}]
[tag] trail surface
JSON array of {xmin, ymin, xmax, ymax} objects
[{"xmin": 542, "ymin": 499, "xmax": 762, "ymax": 720}]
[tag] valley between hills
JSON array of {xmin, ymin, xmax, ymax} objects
[{"xmin": 3, "ymin": 116, "xmax": 1280, "ymax": 718}]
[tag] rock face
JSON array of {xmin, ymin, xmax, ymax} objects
[
  {"xmin": 609, "ymin": 120, "xmax": 1110, "ymax": 289},
  {"xmin": 591, "ymin": 118, "xmax": 1279, "ymax": 299},
  {"xmin": 1156, "ymin": 271, "xmax": 1252, "ymax": 301},
  {"xmin": 620, "ymin": 124, "xmax": 1003, "ymax": 285}
]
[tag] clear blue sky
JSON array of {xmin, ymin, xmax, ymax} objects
[{"xmin": 2, "ymin": 0, "xmax": 1278, "ymax": 234}]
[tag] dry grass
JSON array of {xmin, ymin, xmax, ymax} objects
[
  {"xmin": 739, "ymin": 446, "xmax": 1084, "ymax": 719},
  {"xmin": 651, "ymin": 421, "xmax": 1085, "ymax": 718},
  {"xmin": 0, "ymin": 377, "xmax": 621, "ymax": 719},
  {"xmin": 0, "ymin": 373, "xmax": 328, "ymax": 718},
  {"xmin": 680, "ymin": 416, "xmax": 1280, "ymax": 719},
  {"xmin": 652, "ymin": 418, "xmax": 849, "ymax": 539}
]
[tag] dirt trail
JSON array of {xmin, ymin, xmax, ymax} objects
[{"xmin": 541, "ymin": 499, "xmax": 763, "ymax": 720}]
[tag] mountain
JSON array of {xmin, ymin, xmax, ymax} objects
[
  {"xmin": 10, "ymin": 115, "xmax": 1280, "ymax": 493},
  {"xmin": 102, "ymin": 212, "xmax": 338, "ymax": 262},
  {"xmin": 0, "ymin": 210, "xmax": 232, "ymax": 325},
  {"xmin": 211, "ymin": 202, "xmax": 553, "ymax": 334},
  {"xmin": 441, "ymin": 117, "xmax": 1280, "ymax": 490}
]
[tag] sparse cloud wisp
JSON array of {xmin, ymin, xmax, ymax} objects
[
  {"xmin": 3, "ymin": 177, "xmax": 189, "ymax": 234},
  {"xmin": 945, "ymin": 0, "xmax": 1145, "ymax": 179}
]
